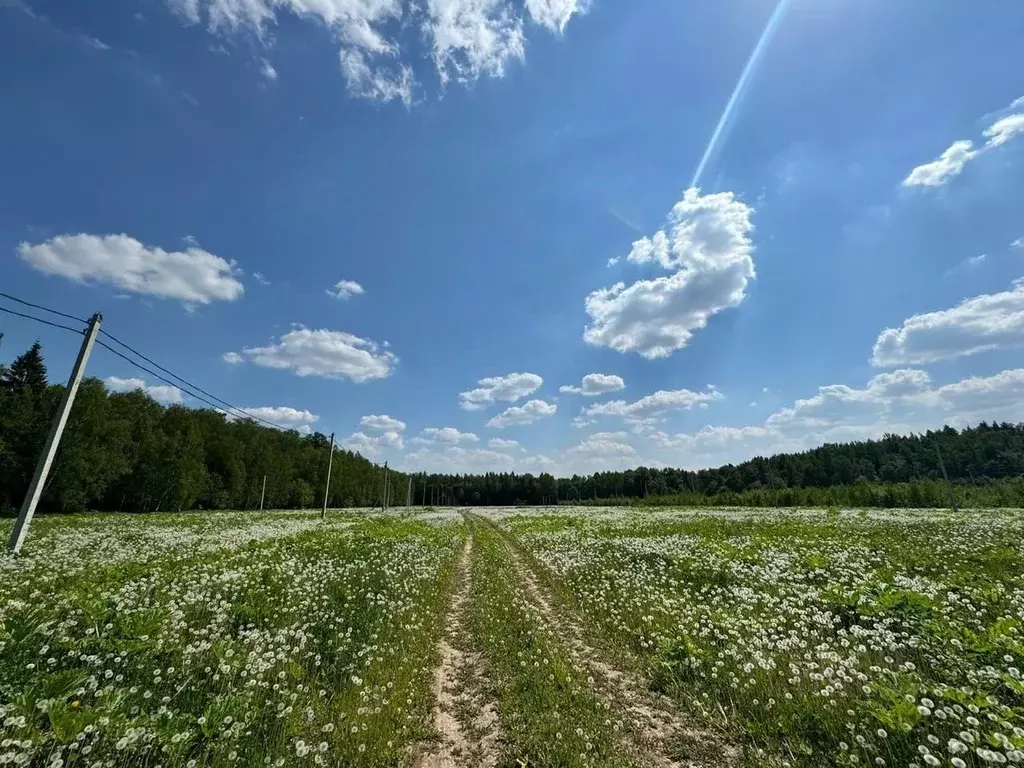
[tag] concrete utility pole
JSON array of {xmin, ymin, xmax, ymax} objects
[
  {"xmin": 935, "ymin": 440, "xmax": 959, "ymax": 513},
  {"xmin": 322, "ymin": 433, "xmax": 335, "ymax": 519},
  {"xmin": 381, "ymin": 462, "xmax": 389, "ymax": 511},
  {"xmin": 259, "ymin": 475, "xmax": 267, "ymax": 511},
  {"xmin": 8, "ymin": 313, "xmax": 102, "ymax": 555},
  {"xmin": 406, "ymin": 477, "xmax": 412, "ymax": 507}
]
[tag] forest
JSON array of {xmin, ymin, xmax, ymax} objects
[
  {"xmin": 2, "ymin": 335, "xmax": 1024, "ymax": 514},
  {"xmin": 0, "ymin": 336, "xmax": 406, "ymax": 515}
]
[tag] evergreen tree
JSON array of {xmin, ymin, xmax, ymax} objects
[{"xmin": 2, "ymin": 341, "xmax": 48, "ymax": 394}]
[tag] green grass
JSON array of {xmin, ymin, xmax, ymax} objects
[
  {"xmin": 466, "ymin": 519, "xmax": 629, "ymax": 768},
  {"xmin": 507, "ymin": 507, "xmax": 1024, "ymax": 767},
  {"xmin": 1, "ymin": 512, "xmax": 462, "ymax": 767}
]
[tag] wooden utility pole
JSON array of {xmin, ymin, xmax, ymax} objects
[
  {"xmin": 381, "ymin": 461, "xmax": 389, "ymax": 511},
  {"xmin": 259, "ymin": 475, "xmax": 267, "ymax": 511},
  {"xmin": 321, "ymin": 433, "xmax": 335, "ymax": 519},
  {"xmin": 8, "ymin": 313, "xmax": 102, "ymax": 555},
  {"xmin": 406, "ymin": 477, "xmax": 412, "ymax": 507}
]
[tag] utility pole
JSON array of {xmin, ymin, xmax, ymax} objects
[
  {"xmin": 259, "ymin": 475, "xmax": 267, "ymax": 511},
  {"xmin": 422, "ymin": 481, "xmax": 427, "ymax": 507},
  {"xmin": 8, "ymin": 313, "xmax": 102, "ymax": 555},
  {"xmin": 935, "ymin": 440, "xmax": 959, "ymax": 513},
  {"xmin": 381, "ymin": 461, "xmax": 389, "ymax": 511},
  {"xmin": 406, "ymin": 477, "xmax": 412, "ymax": 507},
  {"xmin": 321, "ymin": 433, "xmax": 334, "ymax": 519}
]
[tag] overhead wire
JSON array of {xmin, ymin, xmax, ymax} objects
[
  {"xmin": 0, "ymin": 291, "xmax": 295, "ymax": 433},
  {"xmin": 97, "ymin": 329, "xmax": 287, "ymax": 431},
  {"xmin": 0, "ymin": 291, "xmax": 88, "ymax": 325},
  {"xmin": 0, "ymin": 305, "xmax": 85, "ymax": 335}
]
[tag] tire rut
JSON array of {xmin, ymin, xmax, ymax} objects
[
  {"xmin": 414, "ymin": 532, "xmax": 502, "ymax": 768},
  {"xmin": 484, "ymin": 517, "xmax": 741, "ymax": 768}
]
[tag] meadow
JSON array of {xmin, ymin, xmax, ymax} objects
[{"xmin": 2, "ymin": 507, "xmax": 1022, "ymax": 767}]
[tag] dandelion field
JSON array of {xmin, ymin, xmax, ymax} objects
[{"xmin": 2, "ymin": 507, "xmax": 1023, "ymax": 767}]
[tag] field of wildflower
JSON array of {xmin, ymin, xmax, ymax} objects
[{"xmin": 2, "ymin": 506, "xmax": 1023, "ymax": 768}]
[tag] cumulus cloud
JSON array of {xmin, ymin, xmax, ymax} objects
[
  {"xmin": 228, "ymin": 327, "xmax": 396, "ymax": 381},
  {"xmin": 222, "ymin": 351, "xmax": 244, "ymax": 364},
  {"xmin": 167, "ymin": 0, "xmax": 586, "ymax": 103},
  {"xmin": 559, "ymin": 373, "xmax": 625, "ymax": 396},
  {"xmin": 583, "ymin": 187, "xmax": 756, "ymax": 359},
  {"xmin": 486, "ymin": 399, "xmax": 556, "ymax": 429},
  {"xmin": 342, "ymin": 429, "xmax": 404, "ymax": 456},
  {"xmin": 17, "ymin": 234, "xmax": 244, "ymax": 305},
  {"xmin": 872, "ymin": 280, "xmax": 1024, "ymax": 366},
  {"xmin": 260, "ymin": 59, "xmax": 277, "ymax": 80},
  {"xmin": 901, "ymin": 140, "xmax": 978, "ymax": 187},
  {"xmin": 360, "ymin": 414, "xmax": 406, "ymax": 432},
  {"xmin": 327, "ymin": 279, "xmax": 365, "ymax": 300},
  {"xmin": 411, "ymin": 427, "xmax": 479, "ymax": 445},
  {"xmin": 459, "ymin": 372, "xmax": 543, "ymax": 410},
  {"xmin": 982, "ymin": 113, "xmax": 1024, "ymax": 148},
  {"xmin": 104, "ymin": 376, "xmax": 184, "ymax": 404},
  {"xmin": 488, "ymin": 437, "xmax": 520, "ymax": 450},
  {"xmin": 403, "ymin": 444, "xmax": 556, "ymax": 474},
  {"xmin": 902, "ymin": 98, "xmax": 1024, "ymax": 188},
  {"xmin": 583, "ymin": 386, "xmax": 723, "ymax": 423},
  {"xmin": 647, "ymin": 367, "xmax": 1024, "ymax": 469},
  {"xmin": 235, "ymin": 406, "xmax": 319, "ymax": 427}
]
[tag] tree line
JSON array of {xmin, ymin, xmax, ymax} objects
[
  {"xmin": 3, "ymin": 335, "xmax": 1024, "ymax": 514},
  {"xmin": 0, "ymin": 336, "xmax": 405, "ymax": 515},
  {"xmin": 417, "ymin": 423, "xmax": 1024, "ymax": 508}
]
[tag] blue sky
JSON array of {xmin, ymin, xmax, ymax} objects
[{"xmin": 2, "ymin": 0, "xmax": 1023, "ymax": 474}]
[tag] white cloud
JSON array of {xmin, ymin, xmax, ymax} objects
[
  {"xmin": 647, "ymin": 367, "xmax": 1024, "ymax": 469},
  {"xmin": 168, "ymin": 0, "xmax": 582, "ymax": 103},
  {"xmin": 1012, "ymin": 238, "xmax": 1023, "ymax": 249},
  {"xmin": 260, "ymin": 58, "xmax": 277, "ymax": 80},
  {"xmin": 412, "ymin": 427, "xmax": 479, "ymax": 445},
  {"xmin": 583, "ymin": 386, "xmax": 723, "ymax": 423},
  {"xmin": 982, "ymin": 113, "xmax": 1024, "ymax": 149},
  {"xmin": 488, "ymin": 437, "xmax": 519, "ymax": 450},
  {"xmin": 525, "ymin": 0, "xmax": 588, "ymax": 33},
  {"xmin": 104, "ymin": 376, "xmax": 184, "ymax": 405},
  {"xmin": 222, "ymin": 351, "xmax": 244, "ymax": 364},
  {"xmin": 229, "ymin": 327, "xmax": 396, "ymax": 381},
  {"xmin": 583, "ymin": 187, "xmax": 756, "ymax": 359},
  {"xmin": 360, "ymin": 414, "xmax": 407, "ymax": 432},
  {"xmin": 403, "ymin": 444, "xmax": 553, "ymax": 474},
  {"xmin": 327, "ymin": 279, "xmax": 365, "ymax": 300},
  {"xmin": 872, "ymin": 279, "xmax": 1024, "ymax": 366},
  {"xmin": 901, "ymin": 140, "xmax": 978, "ymax": 187},
  {"xmin": 486, "ymin": 399, "xmax": 556, "ymax": 429},
  {"xmin": 253, "ymin": 272, "xmax": 271, "ymax": 285},
  {"xmin": 559, "ymin": 373, "xmax": 625, "ymax": 396},
  {"xmin": 17, "ymin": 233, "xmax": 244, "ymax": 305},
  {"xmin": 425, "ymin": 0, "xmax": 525, "ymax": 86},
  {"xmin": 459, "ymin": 372, "xmax": 543, "ymax": 410},
  {"xmin": 342, "ymin": 429, "xmax": 404, "ymax": 456},
  {"xmin": 567, "ymin": 434, "xmax": 637, "ymax": 458},
  {"xmin": 902, "ymin": 98, "xmax": 1024, "ymax": 188},
  {"xmin": 237, "ymin": 406, "xmax": 319, "ymax": 427}
]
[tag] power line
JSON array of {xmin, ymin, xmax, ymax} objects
[
  {"xmin": 0, "ymin": 292, "xmax": 88, "ymax": 325},
  {"xmin": 0, "ymin": 290, "xmax": 296, "ymax": 434},
  {"xmin": 97, "ymin": 328, "xmax": 286, "ymax": 430},
  {"xmin": 0, "ymin": 305, "xmax": 85, "ymax": 335},
  {"xmin": 94, "ymin": 339, "xmax": 290, "ymax": 432}
]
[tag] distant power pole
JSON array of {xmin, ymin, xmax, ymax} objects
[
  {"xmin": 8, "ymin": 313, "xmax": 102, "ymax": 555},
  {"xmin": 321, "ymin": 433, "xmax": 335, "ymax": 519},
  {"xmin": 259, "ymin": 475, "xmax": 267, "ymax": 511},
  {"xmin": 382, "ymin": 462, "xmax": 389, "ymax": 511},
  {"xmin": 406, "ymin": 477, "xmax": 412, "ymax": 507},
  {"xmin": 935, "ymin": 441, "xmax": 959, "ymax": 513}
]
